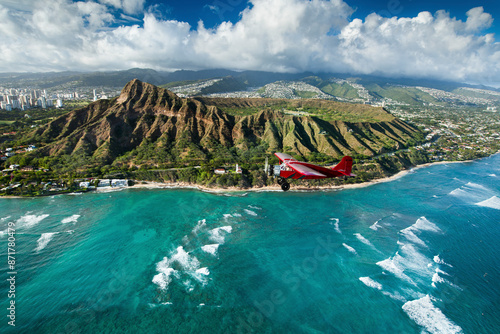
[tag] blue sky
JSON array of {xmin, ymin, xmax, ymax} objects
[
  {"xmin": 0, "ymin": 0, "xmax": 499, "ymax": 86},
  {"xmin": 141, "ymin": 0, "xmax": 499, "ymax": 34}
]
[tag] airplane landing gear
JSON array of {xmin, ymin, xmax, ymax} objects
[
  {"xmin": 277, "ymin": 178, "xmax": 290, "ymax": 191},
  {"xmin": 281, "ymin": 182, "xmax": 290, "ymax": 191}
]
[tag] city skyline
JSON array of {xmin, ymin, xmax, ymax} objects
[{"xmin": 0, "ymin": 0, "xmax": 499, "ymax": 87}]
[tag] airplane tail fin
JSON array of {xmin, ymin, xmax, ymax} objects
[{"xmin": 332, "ymin": 156, "xmax": 355, "ymax": 177}]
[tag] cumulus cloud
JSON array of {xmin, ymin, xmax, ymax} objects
[
  {"xmin": 0, "ymin": 0, "xmax": 499, "ymax": 86},
  {"xmin": 98, "ymin": 0, "xmax": 145, "ymax": 14}
]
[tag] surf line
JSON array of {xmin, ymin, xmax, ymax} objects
[{"xmin": 237, "ymin": 235, "xmax": 336, "ymax": 332}]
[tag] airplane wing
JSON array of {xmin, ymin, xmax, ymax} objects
[
  {"xmin": 274, "ymin": 152, "xmax": 296, "ymax": 163},
  {"xmin": 288, "ymin": 162, "xmax": 327, "ymax": 178}
]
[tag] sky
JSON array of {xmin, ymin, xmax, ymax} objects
[{"xmin": 0, "ymin": 0, "xmax": 499, "ymax": 87}]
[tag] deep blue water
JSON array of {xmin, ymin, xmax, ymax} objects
[{"xmin": 1, "ymin": 154, "xmax": 500, "ymax": 333}]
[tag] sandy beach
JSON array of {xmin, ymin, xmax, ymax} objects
[
  {"xmin": 126, "ymin": 160, "xmax": 469, "ymax": 194},
  {"xmin": 127, "ymin": 157, "xmax": 483, "ymax": 194},
  {"xmin": 0, "ymin": 159, "xmax": 477, "ymax": 198}
]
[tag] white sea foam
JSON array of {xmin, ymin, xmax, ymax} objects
[
  {"xmin": 476, "ymin": 196, "xmax": 500, "ymax": 210},
  {"xmin": 152, "ymin": 269, "xmax": 175, "ymax": 291},
  {"xmin": 330, "ymin": 218, "xmax": 341, "ymax": 234},
  {"xmin": 17, "ymin": 214, "xmax": 49, "ymax": 229},
  {"xmin": 359, "ymin": 276, "xmax": 406, "ymax": 301},
  {"xmin": 244, "ymin": 209, "xmax": 258, "ymax": 216},
  {"xmin": 399, "ymin": 243, "xmax": 434, "ymax": 276},
  {"xmin": 153, "ymin": 246, "xmax": 203, "ymax": 291},
  {"xmin": 209, "ymin": 226, "xmax": 232, "ymax": 244},
  {"xmin": 412, "ymin": 217, "xmax": 441, "ymax": 233},
  {"xmin": 35, "ymin": 232, "xmax": 57, "ymax": 252},
  {"xmin": 248, "ymin": 205, "xmax": 262, "ymax": 210},
  {"xmin": 201, "ymin": 244, "xmax": 220, "ymax": 256},
  {"xmin": 170, "ymin": 246, "xmax": 200, "ymax": 271},
  {"xmin": 434, "ymin": 255, "xmax": 453, "ymax": 267},
  {"xmin": 400, "ymin": 229, "xmax": 427, "ymax": 247},
  {"xmin": 431, "ymin": 272, "xmax": 446, "ymax": 287},
  {"xmin": 196, "ymin": 267, "xmax": 210, "ymax": 275},
  {"xmin": 192, "ymin": 219, "xmax": 206, "ymax": 235},
  {"xmin": 232, "ymin": 213, "xmax": 242, "ymax": 217},
  {"xmin": 376, "ymin": 256, "xmax": 414, "ymax": 284},
  {"xmin": 400, "ymin": 217, "xmax": 440, "ymax": 247},
  {"xmin": 449, "ymin": 182, "xmax": 495, "ymax": 203},
  {"xmin": 61, "ymin": 214, "xmax": 80, "ymax": 224},
  {"xmin": 342, "ymin": 243, "xmax": 357, "ymax": 255},
  {"xmin": 191, "ymin": 267, "xmax": 210, "ymax": 286},
  {"xmin": 354, "ymin": 233, "xmax": 375, "ymax": 247},
  {"xmin": 432, "ymin": 269, "xmax": 462, "ymax": 290},
  {"xmin": 359, "ymin": 277, "xmax": 382, "ymax": 290},
  {"xmin": 402, "ymin": 295, "xmax": 463, "ymax": 334},
  {"xmin": 223, "ymin": 214, "xmax": 233, "ymax": 220},
  {"xmin": 369, "ymin": 220, "xmax": 381, "ymax": 231}
]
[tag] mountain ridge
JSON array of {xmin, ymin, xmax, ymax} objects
[
  {"xmin": 2, "ymin": 68, "xmax": 498, "ymax": 93},
  {"xmin": 27, "ymin": 79, "xmax": 423, "ymax": 169}
]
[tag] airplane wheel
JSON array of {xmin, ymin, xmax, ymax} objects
[{"xmin": 281, "ymin": 182, "xmax": 290, "ymax": 191}]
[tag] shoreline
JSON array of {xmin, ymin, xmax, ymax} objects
[
  {"xmin": 126, "ymin": 159, "xmax": 471, "ymax": 194},
  {"xmin": 0, "ymin": 158, "xmax": 486, "ymax": 198}
]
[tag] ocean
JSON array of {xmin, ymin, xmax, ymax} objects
[{"xmin": 1, "ymin": 154, "xmax": 499, "ymax": 334}]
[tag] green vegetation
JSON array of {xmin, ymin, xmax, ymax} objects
[
  {"xmin": 2, "ymin": 77, "xmax": 499, "ymax": 197},
  {"xmin": 196, "ymin": 97, "xmax": 394, "ymax": 123},
  {"xmin": 364, "ymin": 83, "xmax": 442, "ymax": 106}
]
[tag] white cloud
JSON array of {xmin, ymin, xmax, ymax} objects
[
  {"xmin": 0, "ymin": 0, "xmax": 498, "ymax": 86},
  {"xmin": 98, "ymin": 0, "xmax": 145, "ymax": 14},
  {"xmin": 336, "ymin": 7, "xmax": 500, "ymax": 85}
]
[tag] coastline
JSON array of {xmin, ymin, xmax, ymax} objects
[
  {"xmin": 0, "ymin": 158, "xmax": 483, "ymax": 198},
  {"xmin": 126, "ymin": 159, "xmax": 470, "ymax": 194}
]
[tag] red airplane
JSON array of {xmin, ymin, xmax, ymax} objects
[{"xmin": 270, "ymin": 153, "xmax": 356, "ymax": 191}]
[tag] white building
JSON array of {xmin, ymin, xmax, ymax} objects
[
  {"xmin": 79, "ymin": 181, "xmax": 90, "ymax": 188},
  {"xmin": 98, "ymin": 179, "xmax": 111, "ymax": 187},
  {"xmin": 111, "ymin": 179, "xmax": 128, "ymax": 187}
]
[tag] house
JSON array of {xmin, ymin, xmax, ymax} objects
[
  {"xmin": 79, "ymin": 181, "xmax": 90, "ymax": 188},
  {"xmin": 98, "ymin": 179, "xmax": 111, "ymax": 187},
  {"xmin": 111, "ymin": 179, "xmax": 128, "ymax": 187},
  {"xmin": 9, "ymin": 164, "xmax": 20, "ymax": 170},
  {"xmin": 235, "ymin": 164, "xmax": 242, "ymax": 174},
  {"xmin": 214, "ymin": 168, "xmax": 226, "ymax": 175}
]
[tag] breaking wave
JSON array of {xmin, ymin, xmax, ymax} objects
[
  {"xmin": 402, "ymin": 295, "xmax": 463, "ymax": 334},
  {"xmin": 449, "ymin": 182, "xmax": 496, "ymax": 204},
  {"xmin": 201, "ymin": 244, "xmax": 220, "ymax": 256},
  {"xmin": 209, "ymin": 226, "xmax": 232, "ymax": 244},
  {"xmin": 434, "ymin": 255, "xmax": 453, "ymax": 267},
  {"xmin": 330, "ymin": 218, "xmax": 341, "ymax": 234},
  {"xmin": 359, "ymin": 276, "xmax": 382, "ymax": 290},
  {"xmin": 400, "ymin": 217, "xmax": 441, "ymax": 247},
  {"xmin": 369, "ymin": 220, "xmax": 381, "ymax": 231},
  {"xmin": 192, "ymin": 219, "xmax": 206, "ymax": 235},
  {"xmin": 35, "ymin": 232, "xmax": 57, "ymax": 252},
  {"xmin": 17, "ymin": 213, "xmax": 50, "ymax": 229},
  {"xmin": 61, "ymin": 214, "xmax": 80, "ymax": 224},
  {"xmin": 475, "ymin": 196, "xmax": 500, "ymax": 210},
  {"xmin": 353, "ymin": 233, "xmax": 374, "ymax": 247},
  {"xmin": 243, "ymin": 209, "xmax": 258, "ymax": 216},
  {"xmin": 152, "ymin": 246, "xmax": 207, "ymax": 292},
  {"xmin": 342, "ymin": 243, "xmax": 357, "ymax": 255}
]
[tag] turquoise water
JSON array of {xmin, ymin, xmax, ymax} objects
[{"xmin": 1, "ymin": 155, "xmax": 500, "ymax": 333}]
